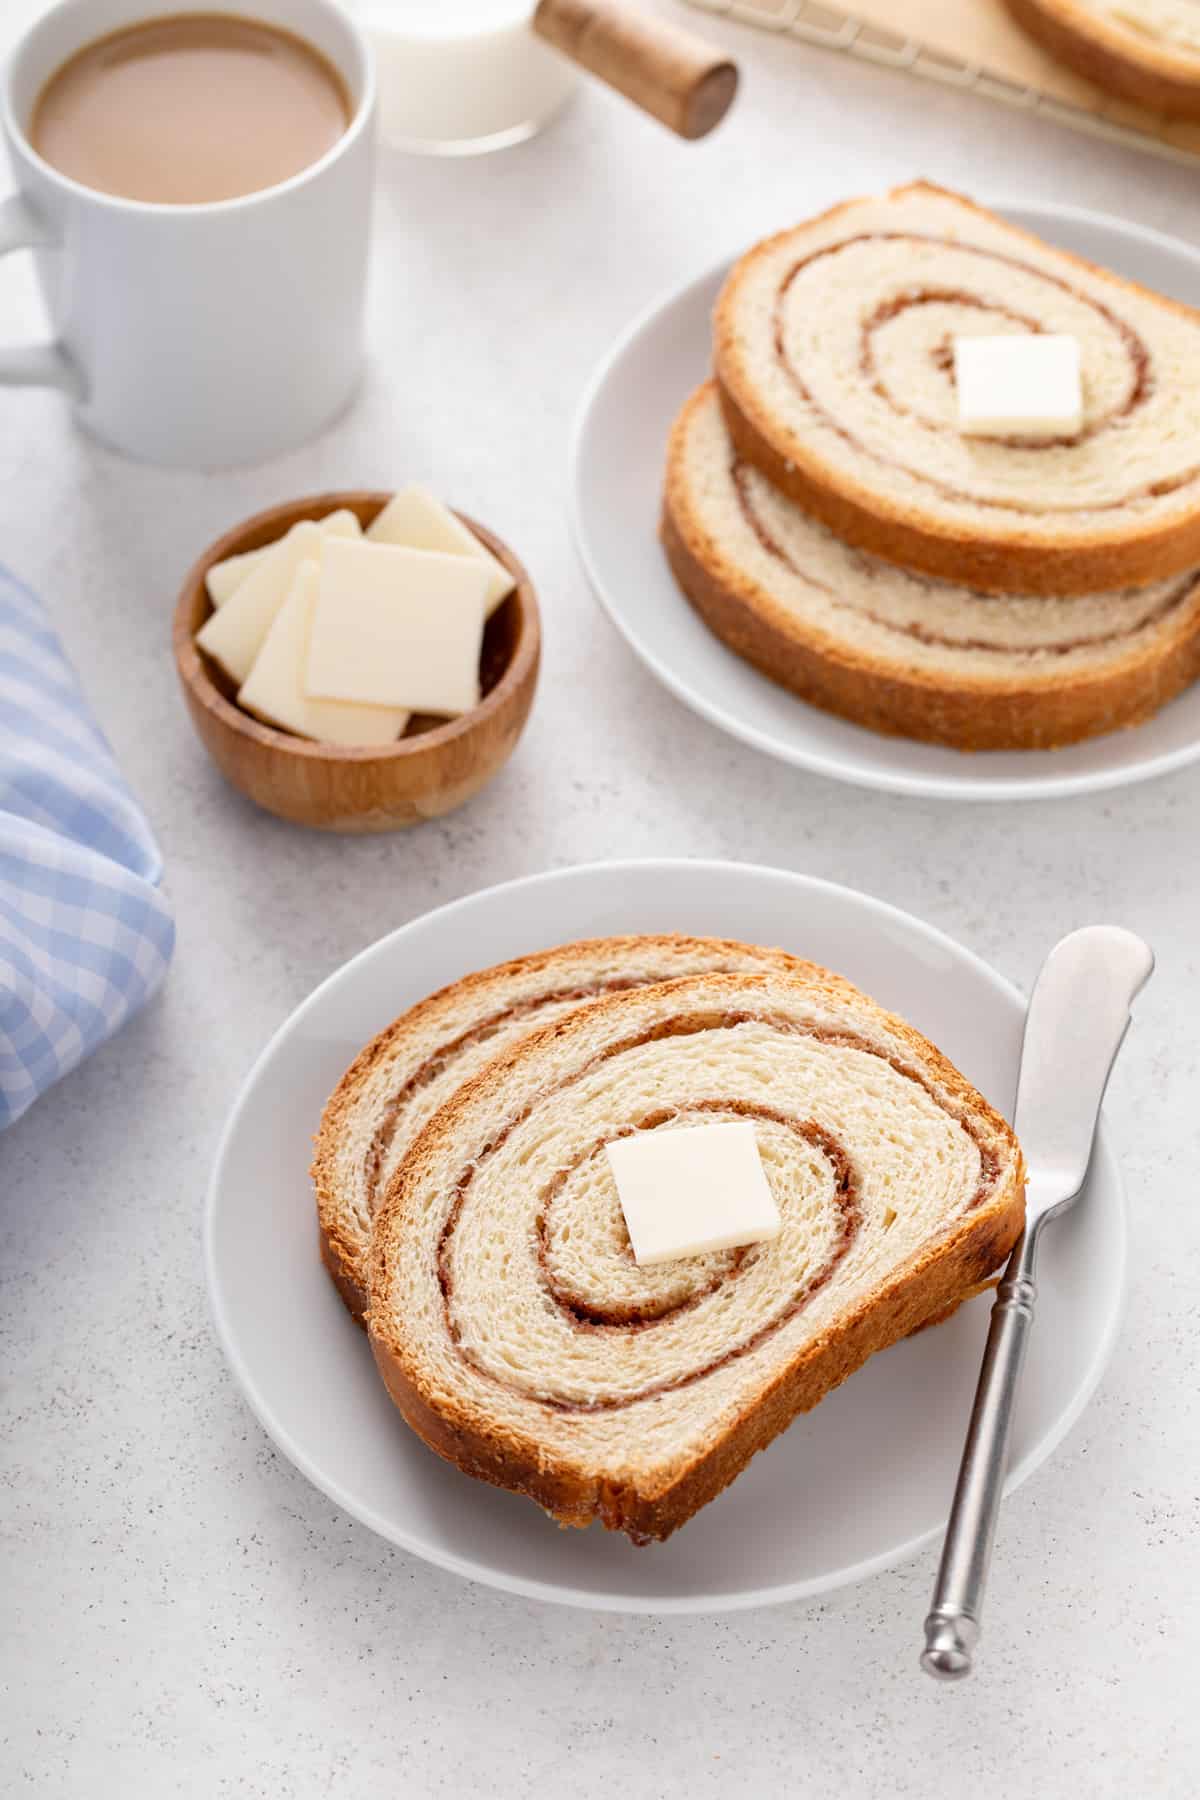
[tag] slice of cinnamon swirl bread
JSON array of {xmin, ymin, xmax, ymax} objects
[
  {"xmin": 313, "ymin": 935, "xmax": 805, "ymax": 1321},
  {"xmin": 663, "ymin": 383, "xmax": 1200, "ymax": 750},
  {"xmin": 1005, "ymin": 0, "xmax": 1200, "ymax": 118},
  {"xmin": 714, "ymin": 182, "xmax": 1200, "ymax": 597},
  {"xmin": 368, "ymin": 969, "xmax": 1025, "ymax": 1543}
]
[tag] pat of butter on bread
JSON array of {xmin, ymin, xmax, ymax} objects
[
  {"xmin": 306, "ymin": 538, "xmax": 488, "ymax": 716},
  {"xmin": 238, "ymin": 560, "xmax": 409, "ymax": 747},
  {"xmin": 368, "ymin": 486, "xmax": 515, "ymax": 616},
  {"xmin": 954, "ymin": 334, "xmax": 1083, "ymax": 440},
  {"xmin": 606, "ymin": 1121, "xmax": 781, "ymax": 1266},
  {"xmin": 196, "ymin": 509, "xmax": 361, "ymax": 685}
]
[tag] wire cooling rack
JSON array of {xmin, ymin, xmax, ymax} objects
[{"xmin": 682, "ymin": 0, "xmax": 1200, "ymax": 166}]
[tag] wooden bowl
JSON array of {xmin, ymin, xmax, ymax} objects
[{"xmin": 173, "ymin": 492, "xmax": 541, "ymax": 833}]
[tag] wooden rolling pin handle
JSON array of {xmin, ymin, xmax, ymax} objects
[{"xmin": 533, "ymin": 0, "xmax": 738, "ymax": 140}]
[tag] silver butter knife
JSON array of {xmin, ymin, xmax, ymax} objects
[{"xmin": 921, "ymin": 925, "xmax": 1154, "ymax": 1681}]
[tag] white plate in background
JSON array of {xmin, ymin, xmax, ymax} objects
[
  {"xmin": 206, "ymin": 860, "xmax": 1126, "ymax": 1612},
  {"xmin": 570, "ymin": 204, "xmax": 1200, "ymax": 802}
]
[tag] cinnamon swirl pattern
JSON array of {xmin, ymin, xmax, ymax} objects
[
  {"xmin": 312, "ymin": 934, "xmax": 809, "ymax": 1320},
  {"xmin": 663, "ymin": 383, "xmax": 1200, "ymax": 750},
  {"xmin": 714, "ymin": 183, "xmax": 1200, "ymax": 595},
  {"xmin": 368, "ymin": 969, "xmax": 1025, "ymax": 1542}
]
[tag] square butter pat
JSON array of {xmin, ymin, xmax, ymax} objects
[
  {"xmin": 196, "ymin": 510, "xmax": 360, "ymax": 684},
  {"xmin": 206, "ymin": 507, "xmax": 361, "ymax": 610},
  {"xmin": 205, "ymin": 543, "xmax": 269, "ymax": 609},
  {"xmin": 954, "ymin": 334, "xmax": 1082, "ymax": 440},
  {"xmin": 606, "ymin": 1121, "xmax": 781, "ymax": 1267},
  {"xmin": 238, "ymin": 560, "xmax": 409, "ymax": 746},
  {"xmin": 368, "ymin": 486, "xmax": 516, "ymax": 616},
  {"xmin": 306, "ymin": 537, "xmax": 487, "ymax": 715}
]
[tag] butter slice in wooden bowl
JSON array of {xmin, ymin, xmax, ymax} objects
[{"xmin": 173, "ymin": 490, "xmax": 540, "ymax": 834}]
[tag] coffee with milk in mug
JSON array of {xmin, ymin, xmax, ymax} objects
[{"xmin": 31, "ymin": 12, "xmax": 351, "ymax": 204}]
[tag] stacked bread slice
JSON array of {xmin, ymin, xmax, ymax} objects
[
  {"xmin": 313, "ymin": 933, "xmax": 808, "ymax": 1321},
  {"xmin": 314, "ymin": 934, "xmax": 1025, "ymax": 1541},
  {"xmin": 663, "ymin": 182, "xmax": 1200, "ymax": 749}
]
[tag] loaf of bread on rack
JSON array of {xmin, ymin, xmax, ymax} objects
[
  {"xmin": 713, "ymin": 182, "xmax": 1200, "ymax": 597},
  {"xmin": 662, "ymin": 382, "xmax": 1200, "ymax": 750},
  {"xmin": 313, "ymin": 934, "xmax": 804, "ymax": 1320},
  {"xmin": 368, "ymin": 967, "xmax": 1025, "ymax": 1543},
  {"xmin": 1005, "ymin": 0, "xmax": 1200, "ymax": 118}
]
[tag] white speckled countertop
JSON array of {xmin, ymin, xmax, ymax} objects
[{"xmin": 2, "ymin": 3, "xmax": 1199, "ymax": 1793}]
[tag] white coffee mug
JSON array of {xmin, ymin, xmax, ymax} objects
[{"xmin": 0, "ymin": 0, "xmax": 375, "ymax": 467}]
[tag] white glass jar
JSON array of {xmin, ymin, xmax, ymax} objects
[{"xmin": 359, "ymin": 0, "xmax": 578, "ymax": 155}]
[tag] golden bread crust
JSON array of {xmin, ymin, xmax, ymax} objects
[{"xmin": 1005, "ymin": 0, "xmax": 1200, "ymax": 117}]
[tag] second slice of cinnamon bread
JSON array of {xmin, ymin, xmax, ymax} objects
[
  {"xmin": 663, "ymin": 383, "xmax": 1200, "ymax": 750},
  {"xmin": 313, "ymin": 934, "xmax": 806, "ymax": 1320}
]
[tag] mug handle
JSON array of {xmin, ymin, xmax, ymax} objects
[{"xmin": 0, "ymin": 194, "xmax": 85, "ymax": 395}]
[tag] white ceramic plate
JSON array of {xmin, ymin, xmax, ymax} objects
[
  {"xmin": 206, "ymin": 861, "xmax": 1125, "ymax": 1612},
  {"xmin": 570, "ymin": 203, "xmax": 1200, "ymax": 802}
]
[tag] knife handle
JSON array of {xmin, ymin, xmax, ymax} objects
[{"xmin": 921, "ymin": 1226, "xmax": 1038, "ymax": 1680}]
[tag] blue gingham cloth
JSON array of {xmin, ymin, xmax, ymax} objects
[{"xmin": 0, "ymin": 564, "xmax": 175, "ymax": 1130}]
